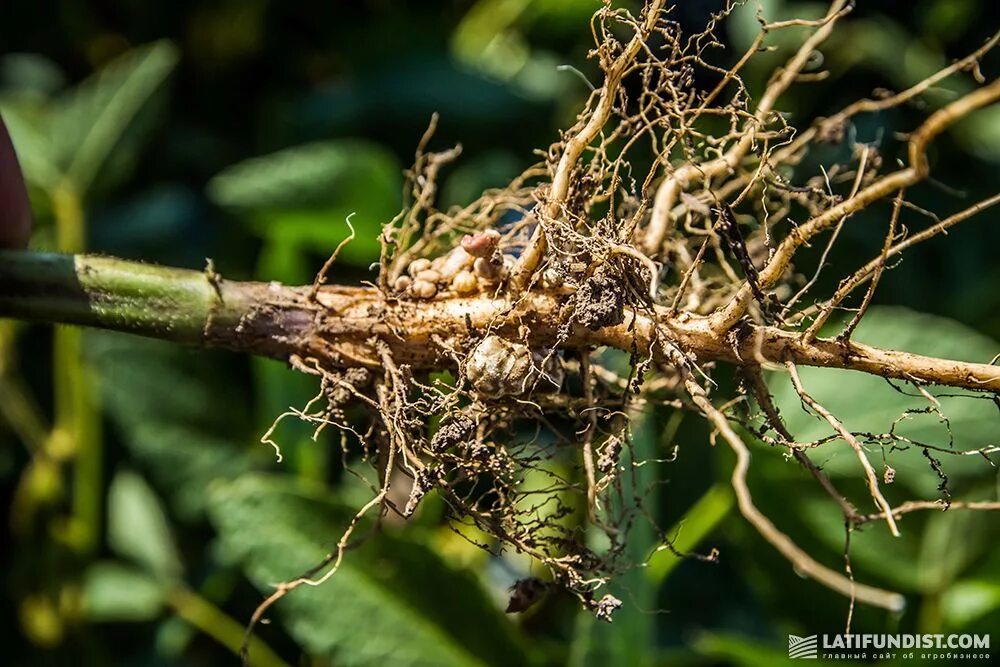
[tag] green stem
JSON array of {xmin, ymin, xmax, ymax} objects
[
  {"xmin": 3, "ymin": 252, "xmax": 223, "ymax": 341},
  {"xmin": 918, "ymin": 591, "xmax": 943, "ymax": 634},
  {"xmin": 51, "ymin": 183, "xmax": 103, "ymax": 555},
  {"xmin": 0, "ymin": 251, "xmax": 309, "ymax": 358},
  {"xmin": 0, "ymin": 373, "xmax": 50, "ymax": 453},
  {"xmin": 51, "ymin": 323, "xmax": 99, "ymax": 550},
  {"xmin": 167, "ymin": 587, "xmax": 291, "ymax": 667},
  {"xmin": 52, "ymin": 182, "xmax": 85, "ymax": 255}
]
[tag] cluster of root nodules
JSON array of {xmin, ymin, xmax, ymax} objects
[{"xmin": 246, "ymin": 0, "xmax": 1000, "ymax": 648}]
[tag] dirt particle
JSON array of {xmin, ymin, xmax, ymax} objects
[
  {"xmin": 403, "ymin": 466, "xmax": 444, "ymax": 517},
  {"xmin": 593, "ymin": 594, "xmax": 623, "ymax": 622},
  {"xmin": 329, "ymin": 367, "xmax": 373, "ymax": 404},
  {"xmin": 430, "ymin": 414, "xmax": 475, "ymax": 452},
  {"xmin": 506, "ymin": 577, "xmax": 548, "ymax": 613},
  {"xmin": 573, "ymin": 267, "xmax": 625, "ymax": 331}
]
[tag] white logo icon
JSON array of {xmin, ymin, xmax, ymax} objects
[{"xmin": 789, "ymin": 634, "xmax": 818, "ymax": 659}]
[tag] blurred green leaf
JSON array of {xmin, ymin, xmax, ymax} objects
[
  {"xmin": 257, "ymin": 238, "xmax": 313, "ymax": 284},
  {"xmin": 919, "ymin": 0, "xmax": 978, "ymax": 40},
  {"xmin": 646, "ymin": 483, "xmax": 733, "ymax": 585},
  {"xmin": 452, "ymin": 0, "xmax": 533, "ymax": 79},
  {"xmin": 941, "ymin": 580, "xmax": 1000, "ymax": 628},
  {"xmin": 451, "ymin": 0, "xmax": 592, "ymax": 100},
  {"xmin": 441, "ymin": 150, "xmax": 521, "ymax": 208},
  {"xmin": 693, "ymin": 631, "xmax": 839, "ymax": 667},
  {"xmin": 759, "ymin": 308, "xmax": 1000, "ymax": 593},
  {"xmin": 917, "ymin": 504, "xmax": 993, "ymax": 592},
  {"xmin": 83, "ymin": 562, "xmax": 166, "ymax": 622},
  {"xmin": 253, "ymin": 209, "xmax": 383, "ymax": 269},
  {"xmin": 52, "ymin": 40, "xmax": 178, "ymax": 194},
  {"xmin": 766, "ymin": 308, "xmax": 1000, "ymax": 495},
  {"xmin": 252, "ymin": 355, "xmax": 329, "ymax": 480},
  {"xmin": 0, "ymin": 52, "xmax": 67, "ymax": 98},
  {"xmin": 570, "ymin": 409, "xmax": 662, "ymax": 667},
  {"xmin": 293, "ymin": 57, "xmax": 538, "ymax": 130},
  {"xmin": 786, "ymin": 478, "xmax": 998, "ymax": 596},
  {"xmin": 92, "ymin": 333, "xmax": 256, "ymax": 519},
  {"xmin": 0, "ymin": 100, "xmax": 61, "ymax": 188},
  {"xmin": 957, "ymin": 106, "xmax": 1000, "ymax": 163},
  {"xmin": 208, "ymin": 139, "xmax": 401, "ymax": 268},
  {"xmin": 796, "ymin": 495, "xmax": 924, "ymax": 591},
  {"xmin": 453, "ymin": 0, "xmax": 597, "ymax": 74},
  {"xmin": 207, "ymin": 139, "xmax": 399, "ymax": 211},
  {"xmin": 207, "ymin": 474, "xmax": 532, "ymax": 667},
  {"xmin": 1, "ymin": 41, "xmax": 177, "ymax": 195},
  {"xmin": 824, "ymin": 17, "xmax": 987, "ymax": 134},
  {"xmin": 729, "ymin": 0, "xmax": 786, "ymax": 52},
  {"xmin": 108, "ymin": 469, "xmax": 183, "ymax": 580}
]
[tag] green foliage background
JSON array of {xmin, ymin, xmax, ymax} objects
[{"xmin": 1, "ymin": 1, "xmax": 1000, "ymax": 665}]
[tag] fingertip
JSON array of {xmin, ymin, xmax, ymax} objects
[{"xmin": 0, "ymin": 114, "xmax": 33, "ymax": 250}]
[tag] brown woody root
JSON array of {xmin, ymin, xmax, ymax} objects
[{"xmin": 3, "ymin": 252, "xmax": 998, "ymax": 394}]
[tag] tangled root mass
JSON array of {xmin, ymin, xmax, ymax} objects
[{"xmin": 248, "ymin": 0, "xmax": 1000, "ymax": 633}]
